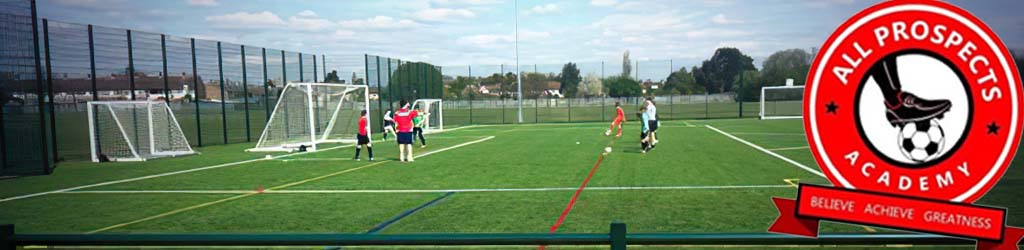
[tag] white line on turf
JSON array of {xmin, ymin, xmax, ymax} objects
[
  {"xmin": 768, "ymin": 146, "xmax": 811, "ymax": 151},
  {"xmin": 0, "ymin": 144, "xmax": 355, "ymax": 204},
  {"xmin": 86, "ymin": 136, "xmax": 497, "ymax": 233},
  {"xmin": 730, "ymin": 132, "xmax": 806, "ymax": 136},
  {"xmin": 65, "ymin": 185, "xmax": 794, "ymax": 194},
  {"xmin": 705, "ymin": 125, "xmax": 826, "ymax": 178}
]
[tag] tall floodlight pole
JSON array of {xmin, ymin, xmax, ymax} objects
[{"xmin": 514, "ymin": 0, "xmax": 523, "ymax": 123}]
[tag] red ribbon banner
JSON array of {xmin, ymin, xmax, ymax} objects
[{"xmin": 770, "ymin": 184, "xmax": 1024, "ymax": 250}]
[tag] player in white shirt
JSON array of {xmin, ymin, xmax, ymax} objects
[
  {"xmin": 381, "ymin": 109, "xmax": 397, "ymax": 141},
  {"xmin": 644, "ymin": 97, "xmax": 659, "ymax": 146}
]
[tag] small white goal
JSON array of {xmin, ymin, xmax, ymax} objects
[
  {"xmin": 87, "ymin": 101, "xmax": 195, "ymax": 162},
  {"xmin": 411, "ymin": 99, "xmax": 444, "ymax": 134},
  {"xmin": 760, "ymin": 82, "xmax": 805, "ymax": 120}
]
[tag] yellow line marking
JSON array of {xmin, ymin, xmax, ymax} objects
[
  {"xmin": 863, "ymin": 225, "xmax": 878, "ymax": 233},
  {"xmin": 88, "ymin": 136, "xmax": 496, "ymax": 234},
  {"xmin": 783, "ymin": 179, "xmax": 800, "ymax": 188}
]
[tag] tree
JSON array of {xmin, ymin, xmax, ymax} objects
[
  {"xmin": 521, "ymin": 72, "xmax": 551, "ymax": 98},
  {"xmin": 578, "ymin": 73, "xmax": 603, "ymax": 97},
  {"xmin": 558, "ymin": 62, "xmax": 581, "ymax": 98},
  {"xmin": 324, "ymin": 70, "xmax": 342, "ymax": 83},
  {"xmin": 699, "ymin": 47, "xmax": 755, "ymax": 93},
  {"xmin": 691, "ymin": 66, "xmax": 707, "ymax": 93},
  {"xmin": 622, "ymin": 50, "xmax": 632, "ymax": 78},
  {"xmin": 351, "ymin": 72, "xmax": 363, "ymax": 85},
  {"xmin": 663, "ymin": 67, "xmax": 700, "ymax": 94},
  {"xmin": 761, "ymin": 49, "xmax": 812, "ymax": 87},
  {"xmin": 734, "ymin": 69, "xmax": 762, "ymax": 102},
  {"xmin": 604, "ymin": 76, "xmax": 642, "ymax": 97},
  {"xmin": 445, "ymin": 76, "xmax": 475, "ymax": 99}
]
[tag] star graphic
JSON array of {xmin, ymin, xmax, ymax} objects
[
  {"xmin": 987, "ymin": 121, "xmax": 1000, "ymax": 135},
  {"xmin": 825, "ymin": 101, "xmax": 838, "ymax": 114}
]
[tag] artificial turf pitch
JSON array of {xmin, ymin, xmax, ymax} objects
[{"xmin": 2, "ymin": 118, "xmax": 1023, "ymax": 249}]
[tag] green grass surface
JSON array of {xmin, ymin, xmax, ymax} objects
[{"xmin": 3, "ymin": 118, "xmax": 1021, "ymax": 249}]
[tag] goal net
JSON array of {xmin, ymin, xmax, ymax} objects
[
  {"xmin": 88, "ymin": 101, "xmax": 195, "ymax": 162},
  {"xmin": 411, "ymin": 99, "xmax": 444, "ymax": 134},
  {"xmin": 760, "ymin": 85, "xmax": 805, "ymax": 120},
  {"xmin": 250, "ymin": 83, "xmax": 369, "ymax": 152}
]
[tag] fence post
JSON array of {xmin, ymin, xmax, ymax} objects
[
  {"xmin": 217, "ymin": 42, "xmax": 227, "ymax": 144},
  {"xmin": 669, "ymin": 95, "xmax": 674, "ymax": 120},
  {"xmin": 42, "ymin": 19, "xmax": 58, "ymax": 162},
  {"xmin": 535, "ymin": 96, "xmax": 538, "ymax": 123},
  {"xmin": 1, "ymin": 224, "xmax": 13, "ymax": 250},
  {"xmin": 127, "ymin": 29, "xmax": 136, "ymax": 100},
  {"xmin": 502, "ymin": 98, "xmax": 506, "ymax": 124},
  {"xmin": 468, "ymin": 65, "xmax": 473, "ymax": 125},
  {"xmin": 610, "ymin": 222, "xmax": 626, "ymax": 250},
  {"xmin": 88, "ymin": 25, "xmax": 97, "ymax": 100},
  {"xmin": 241, "ymin": 45, "xmax": 250, "ymax": 142},
  {"xmin": 567, "ymin": 97, "xmax": 571, "ymax": 122},
  {"xmin": 705, "ymin": 92, "xmax": 709, "ymax": 119},
  {"xmin": 190, "ymin": 38, "xmax": 202, "ymax": 147},
  {"xmin": 30, "ymin": 0, "xmax": 50, "ymax": 174},
  {"xmin": 262, "ymin": 48, "xmax": 269, "ymax": 122},
  {"xmin": 298, "ymin": 52, "xmax": 304, "ymax": 82}
]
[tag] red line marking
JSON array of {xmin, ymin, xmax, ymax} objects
[{"xmin": 548, "ymin": 153, "xmax": 605, "ymax": 233}]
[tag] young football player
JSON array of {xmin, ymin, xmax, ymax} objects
[
  {"xmin": 605, "ymin": 102, "xmax": 626, "ymax": 137},
  {"xmin": 353, "ymin": 110, "xmax": 373, "ymax": 161},
  {"xmin": 393, "ymin": 100, "xmax": 419, "ymax": 162}
]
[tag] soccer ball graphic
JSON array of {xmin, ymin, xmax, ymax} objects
[{"xmin": 897, "ymin": 119, "xmax": 945, "ymax": 162}]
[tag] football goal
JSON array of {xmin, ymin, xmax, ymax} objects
[
  {"xmin": 411, "ymin": 99, "xmax": 444, "ymax": 134},
  {"xmin": 87, "ymin": 101, "xmax": 195, "ymax": 162},
  {"xmin": 760, "ymin": 80, "xmax": 805, "ymax": 120},
  {"xmin": 250, "ymin": 83, "xmax": 370, "ymax": 152}
]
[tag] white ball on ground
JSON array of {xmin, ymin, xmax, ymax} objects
[
  {"xmin": 576, "ymin": 142, "xmax": 581, "ymax": 145},
  {"xmin": 265, "ymin": 155, "xmax": 273, "ymax": 159},
  {"xmin": 604, "ymin": 147, "xmax": 612, "ymax": 153}
]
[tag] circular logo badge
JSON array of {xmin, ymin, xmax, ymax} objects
[{"xmin": 805, "ymin": 0, "xmax": 1022, "ymax": 203}]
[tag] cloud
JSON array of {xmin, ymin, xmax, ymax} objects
[
  {"xmin": 711, "ymin": 14, "xmax": 742, "ymax": 24},
  {"xmin": 297, "ymin": 10, "xmax": 317, "ymax": 17},
  {"xmin": 185, "ymin": 0, "xmax": 218, "ymax": 7},
  {"xmin": 432, "ymin": 0, "xmax": 501, "ymax": 5},
  {"xmin": 205, "ymin": 11, "xmax": 285, "ymax": 29},
  {"xmin": 456, "ymin": 30, "xmax": 550, "ymax": 48},
  {"xmin": 590, "ymin": 0, "xmax": 618, "ymax": 7},
  {"xmin": 289, "ymin": 15, "xmax": 334, "ymax": 31},
  {"xmin": 525, "ymin": 4, "xmax": 560, "ymax": 15},
  {"xmin": 684, "ymin": 28, "xmax": 751, "ymax": 38},
  {"xmin": 339, "ymin": 16, "xmax": 422, "ymax": 29},
  {"xmin": 412, "ymin": 8, "xmax": 476, "ymax": 21}
]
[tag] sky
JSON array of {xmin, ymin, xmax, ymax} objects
[{"xmin": 36, "ymin": 0, "xmax": 1024, "ymax": 81}]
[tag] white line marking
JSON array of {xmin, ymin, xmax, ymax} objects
[
  {"xmin": 66, "ymin": 185, "xmax": 793, "ymax": 194},
  {"xmin": 86, "ymin": 136, "xmax": 497, "ymax": 233},
  {"xmin": 0, "ymin": 144, "xmax": 357, "ymax": 203},
  {"xmin": 768, "ymin": 146, "xmax": 811, "ymax": 151},
  {"xmin": 281, "ymin": 158, "xmax": 353, "ymax": 162},
  {"xmin": 706, "ymin": 125, "xmax": 826, "ymax": 178},
  {"xmin": 730, "ymin": 132, "xmax": 806, "ymax": 136}
]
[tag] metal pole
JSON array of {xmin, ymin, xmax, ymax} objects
[
  {"xmin": 610, "ymin": 222, "xmax": 627, "ymax": 250},
  {"xmin": 281, "ymin": 51, "xmax": 287, "ymax": 84},
  {"xmin": 161, "ymin": 35, "xmax": 169, "ymax": 104},
  {"xmin": 30, "ymin": 0, "xmax": 50, "ymax": 173},
  {"xmin": 190, "ymin": 38, "xmax": 201, "ymax": 147},
  {"xmin": 321, "ymin": 55, "xmax": 326, "ymax": 81},
  {"xmin": 127, "ymin": 30, "xmax": 135, "ymax": 100},
  {"xmin": 514, "ymin": 0, "xmax": 523, "ymax": 123},
  {"xmin": 312, "ymin": 53, "xmax": 317, "ymax": 83},
  {"xmin": 241, "ymin": 45, "xmax": 250, "ymax": 142},
  {"xmin": 262, "ymin": 48, "xmax": 269, "ymax": 122},
  {"xmin": 42, "ymin": 19, "xmax": 57, "ymax": 162},
  {"xmin": 468, "ymin": 65, "xmax": 473, "ymax": 125},
  {"xmin": 298, "ymin": 52, "xmax": 304, "ymax": 82},
  {"xmin": 375, "ymin": 56, "xmax": 382, "ymax": 132},
  {"xmin": 88, "ymin": 25, "xmax": 97, "ymax": 100},
  {"xmin": 217, "ymin": 42, "xmax": 227, "ymax": 144}
]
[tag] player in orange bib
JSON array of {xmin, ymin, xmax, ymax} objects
[{"xmin": 605, "ymin": 101, "xmax": 625, "ymax": 137}]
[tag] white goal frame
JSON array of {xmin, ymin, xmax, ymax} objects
[
  {"xmin": 759, "ymin": 85, "xmax": 805, "ymax": 120},
  {"xmin": 249, "ymin": 83, "xmax": 370, "ymax": 152},
  {"xmin": 411, "ymin": 99, "xmax": 444, "ymax": 133},
  {"xmin": 87, "ymin": 100, "xmax": 195, "ymax": 162}
]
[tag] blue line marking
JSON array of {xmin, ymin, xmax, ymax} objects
[{"xmin": 365, "ymin": 192, "xmax": 455, "ymax": 234}]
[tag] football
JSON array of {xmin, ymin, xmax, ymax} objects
[
  {"xmin": 604, "ymin": 147, "xmax": 613, "ymax": 153},
  {"xmin": 897, "ymin": 119, "xmax": 945, "ymax": 162}
]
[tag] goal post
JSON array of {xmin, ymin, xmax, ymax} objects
[
  {"xmin": 411, "ymin": 99, "xmax": 443, "ymax": 134},
  {"xmin": 87, "ymin": 101, "xmax": 195, "ymax": 162},
  {"xmin": 250, "ymin": 83, "xmax": 370, "ymax": 152},
  {"xmin": 759, "ymin": 85, "xmax": 805, "ymax": 120}
]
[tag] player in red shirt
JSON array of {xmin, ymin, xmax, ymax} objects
[
  {"xmin": 353, "ymin": 110, "xmax": 373, "ymax": 161},
  {"xmin": 605, "ymin": 101, "xmax": 626, "ymax": 137},
  {"xmin": 393, "ymin": 100, "xmax": 419, "ymax": 162}
]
